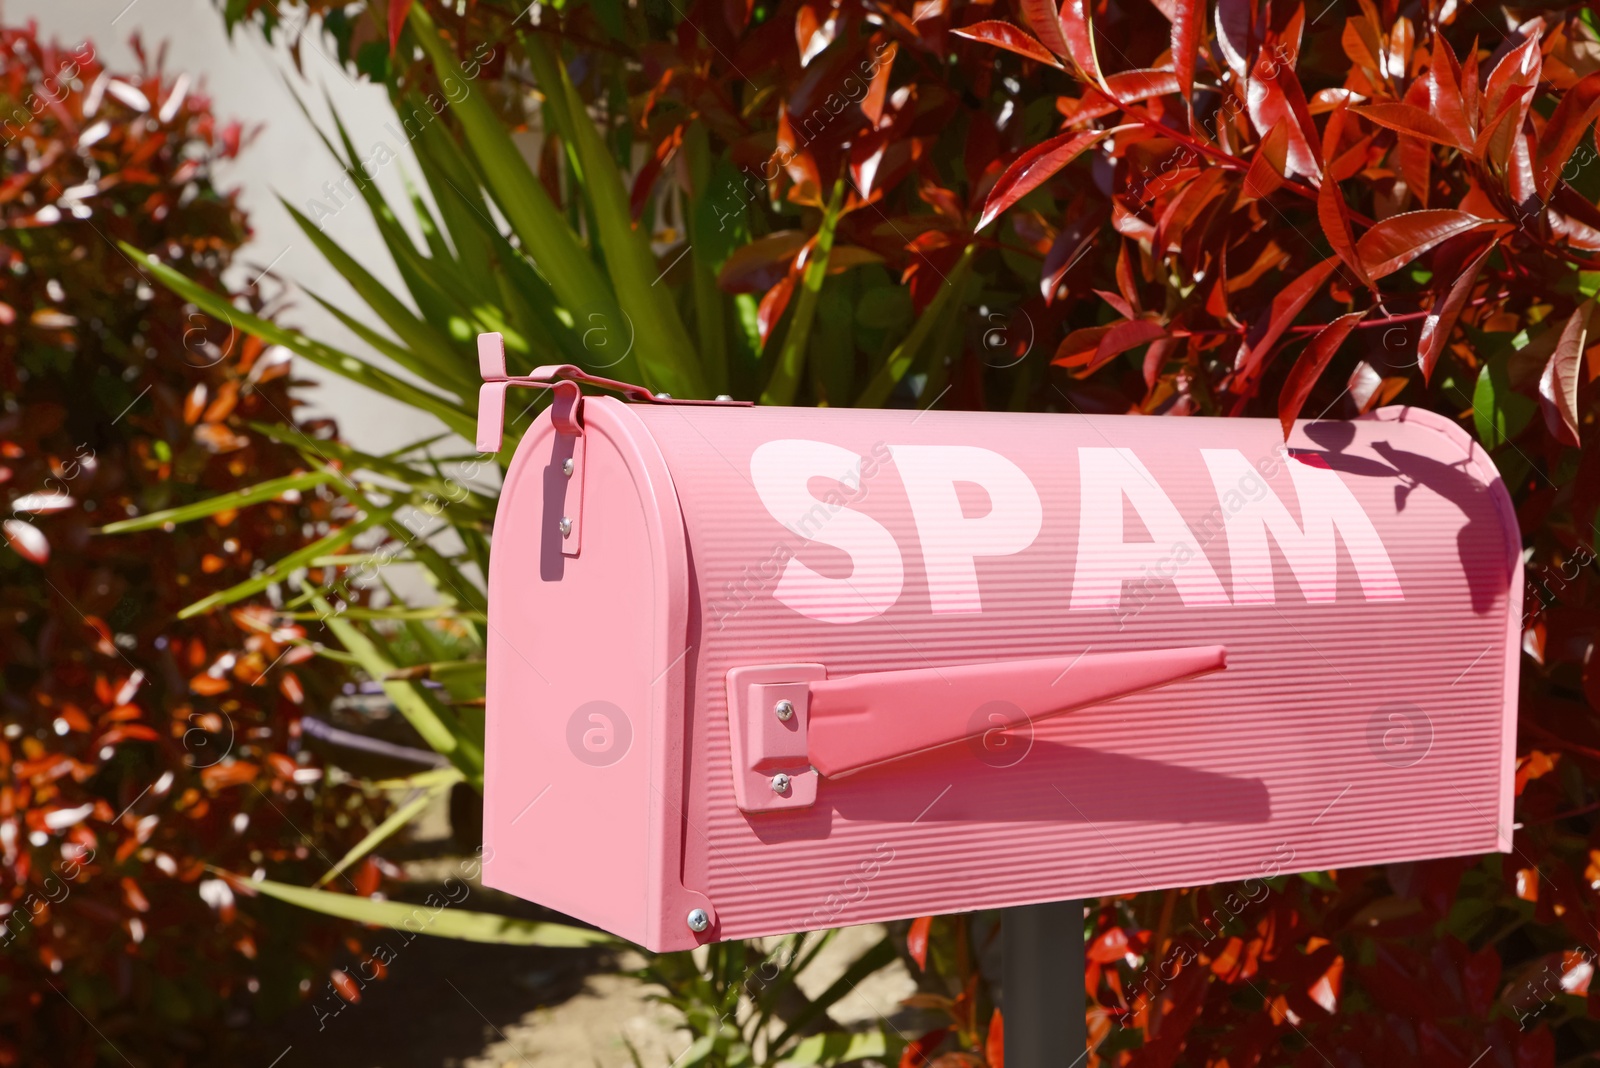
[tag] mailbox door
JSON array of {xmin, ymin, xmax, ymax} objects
[
  {"xmin": 634, "ymin": 404, "xmax": 1520, "ymax": 945},
  {"xmin": 481, "ymin": 400, "xmax": 712, "ymax": 949}
]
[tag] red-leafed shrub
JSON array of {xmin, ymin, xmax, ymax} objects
[
  {"xmin": 0, "ymin": 25, "xmax": 379, "ymax": 1065},
  {"xmin": 928, "ymin": 3, "xmax": 1600, "ymax": 1065}
]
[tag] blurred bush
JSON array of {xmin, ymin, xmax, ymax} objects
[{"xmin": 0, "ymin": 23, "xmax": 385, "ymax": 1066}]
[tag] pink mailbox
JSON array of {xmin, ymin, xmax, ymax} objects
[{"xmin": 473, "ymin": 334, "xmax": 1522, "ymax": 952}]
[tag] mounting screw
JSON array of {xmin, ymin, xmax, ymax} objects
[
  {"xmin": 771, "ymin": 773, "xmax": 791, "ymax": 794},
  {"xmin": 559, "ymin": 517, "xmax": 572, "ymax": 538},
  {"xmin": 715, "ymin": 394, "xmax": 734, "ymax": 402},
  {"xmin": 774, "ymin": 699, "xmax": 795, "ymax": 722},
  {"xmin": 655, "ymin": 392, "xmax": 672, "ymax": 399},
  {"xmin": 562, "ymin": 458, "xmax": 574, "ymax": 477},
  {"xmin": 686, "ymin": 908, "xmax": 710, "ymax": 933}
]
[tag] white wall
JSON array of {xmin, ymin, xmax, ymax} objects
[{"xmin": 6, "ymin": 0, "xmax": 447, "ymax": 454}]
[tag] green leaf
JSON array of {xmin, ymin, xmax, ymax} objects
[
  {"xmin": 408, "ymin": 6, "xmax": 635, "ymax": 383},
  {"xmin": 388, "ymin": 523, "xmax": 490, "ymax": 616},
  {"xmin": 390, "ymin": 659, "xmax": 487, "ymax": 702},
  {"xmin": 177, "ymin": 505, "xmax": 391, "ymax": 619},
  {"xmin": 280, "ymin": 197, "xmax": 474, "ymax": 391},
  {"xmin": 239, "ymin": 874, "xmax": 614, "ymax": 946},
  {"xmin": 249, "ymin": 423, "xmax": 497, "ymax": 520},
  {"xmin": 315, "ymin": 769, "xmax": 462, "ymax": 887},
  {"xmin": 522, "ymin": 34, "xmax": 705, "ymax": 398},
  {"xmin": 1472, "ymin": 355, "xmax": 1537, "ymax": 450},
  {"xmin": 779, "ymin": 1032, "xmax": 896, "ymax": 1066},
  {"xmin": 123, "ymin": 244, "xmax": 478, "ymax": 441},
  {"xmin": 274, "ymin": 606, "xmax": 486, "ymax": 622},
  {"xmin": 770, "ymin": 936, "xmax": 897, "ymax": 1054},
  {"xmin": 1297, "ymin": 869, "xmax": 1339, "ymax": 891},
  {"xmin": 410, "ymin": 111, "xmax": 497, "ymax": 295},
  {"xmin": 685, "ymin": 122, "xmax": 729, "ymax": 394},
  {"xmin": 762, "ymin": 179, "xmax": 845, "ymax": 406},
  {"xmin": 99, "ymin": 469, "xmax": 336, "ymax": 533},
  {"xmin": 856, "ymin": 244, "xmax": 977, "ymax": 408},
  {"xmin": 370, "ymin": 767, "xmax": 465, "ymax": 790},
  {"xmin": 301, "ymin": 583, "xmax": 485, "ymax": 783}
]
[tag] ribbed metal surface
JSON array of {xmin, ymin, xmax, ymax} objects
[{"xmin": 633, "ymin": 406, "xmax": 1520, "ymax": 940}]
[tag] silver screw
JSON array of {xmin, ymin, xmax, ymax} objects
[
  {"xmin": 655, "ymin": 392, "xmax": 672, "ymax": 399},
  {"xmin": 559, "ymin": 517, "xmax": 572, "ymax": 538},
  {"xmin": 715, "ymin": 394, "xmax": 734, "ymax": 402},
  {"xmin": 562, "ymin": 458, "xmax": 574, "ymax": 477},
  {"xmin": 774, "ymin": 699, "xmax": 795, "ymax": 722},
  {"xmin": 771, "ymin": 773, "xmax": 791, "ymax": 794},
  {"xmin": 686, "ymin": 908, "xmax": 710, "ymax": 933}
]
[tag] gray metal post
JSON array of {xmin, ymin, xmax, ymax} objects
[{"xmin": 1001, "ymin": 900, "xmax": 1086, "ymax": 1067}]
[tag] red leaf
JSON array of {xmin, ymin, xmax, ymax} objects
[
  {"xmin": 978, "ymin": 127, "xmax": 1116, "ymax": 230},
  {"xmin": 1425, "ymin": 35, "xmax": 1472, "ymax": 147},
  {"xmin": 1088, "ymin": 925, "xmax": 1131, "ymax": 962},
  {"xmin": 756, "ymin": 270, "xmax": 799, "ymax": 344},
  {"xmin": 1017, "ymin": 0, "xmax": 1072, "ymax": 60},
  {"xmin": 1355, "ymin": 210, "xmax": 1501, "ymax": 280},
  {"xmin": 96, "ymin": 725, "xmax": 161, "ymax": 747},
  {"xmin": 120, "ymin": 876, "xmax": 150, "ymax": 914},
  {"xmin": 330, "ymin": 968, "xmax": 362, "ymax": 1004},
  {"xmin": 1093, "ymin": 287, "xmax": 1135, "ymax": 320},
  {"xmin": 951, "ymin": 22, "xmax": 1060, "ymax": 66},
  {"xmin": 1059, "ymin": 0, "xmax": 1103, "ymax": 86},
  {"xmin": 2, "ymin": 519, "xmax": 48, "ymax": 564},
  {"xmin": 1155, "ymin": 167, "xmax": 1227, "ymax": 253},
  {"xmin": 1279, "ymin": 311, "xmax": 1364, "ymax": 437},
  {"xmin": 1418, "ymin": 242, "xmax": 1493, "ymax": 382},
  {"xmin": 1348, "ymin": 361, "xmax": 1405, "ymax": 413},
  {"xmin": 1053, "ymin": 325, "xmax": 1115, "ymax": 366},
  {"xmin": 985, "ymin": 1007, "xmax": 1005, "ymax": 1068},
  {"xmin": 1143, "ymin": 336, "xmax": 1182, "ymax": 388},
  {"xmin": 907, "ymin": 915, "xmax": 933, "ymax": 969},
  {"xmin": 1482, "ymin": 21, "xmax": 1543, "ymax": 133},
  {"xmin": 1535, "ymin": 71, "xmax": 1600, "ymax": 200},
  {"xmin": 1395, "ymin": 80, "xmax": 1434, "ymax": 207},
  {"xmin": 1171, "ymin": 0, "xmax": 1198, "ymax": 111},
  {"xmin": 629, "ymin": 125, "xmax": 684, "ymax": 221},
  {"xmin": 388, "ymin": 0, "xmax": 410, "ymax": 56},
  {"xmin": 1248, "ymin": 50, "xmax": 1321, "ymax": 180},
  {"xmin": 860, "ymin": 42, "xmax": 899, "ymax": 126},
  {"xmin": 1241, "ymin": 120, "xmax": 1290, "ymax": 202},
  {"xmin": 1461, "ymin": 35, "xmax": 1482, "ymax": 135},
  {"xmin": 1473, "ymin": 87, "xmax": 1534, "ymax": 170},
  {"xmin": 1316, "ymin": 125, "xmax": 1369, "ymax": 288},
  {"xmin": 1041, "ymin": 208, "xmax": 1103, "ymax": 302},
  {"xmin": 899, "ymin": 1027, "xmax": 950, "ymax": 1068},
  {"xmin": 1104, "ymin": 69, "xmax": 1180, "ymax": 105},
  {"xmin": 796, "ymin": 3, "xmax": 823, "ymax": 59},
  {"xmin": 1540, "ymin": 300, "xmax": 1589, "ymax": 446},
  {"xmin": 1214, "ymin": 0, "xmax": 1255, "ymax": 82},
  {"xmin": 717, "ymin": 231, "xmax": 808, "ymax": 293},
  {"xmin": 1236, "ymin": 257, "xmax": 1338, "ymax": 386},
  {"xmin": 1354, "ymin": 103, "xmax": 1468, "ymax": 150},
  {"xmin": 1115, "ymin": 240, "xmax": 1142, "ymax": 315},
  {"xmin": 1090, "ymin": 319, "xmax": 1168, "ymax": 374}
]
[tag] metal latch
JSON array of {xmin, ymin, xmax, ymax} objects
[
  {"xmin": 725, "ymin": 647, "xmax": 1228, "ymax": 814},
  {"xmin": 475, "ymin": 332, "xmax": 754, "ymax": 557}
]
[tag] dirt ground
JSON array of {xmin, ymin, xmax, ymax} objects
[
  {"xmin": 255, "ymin": 913, "xmax": 913, "ymax": 1068},
  {"xmin": 250, "ymin": 800, "xmax": 917, "ymax": 1067}
]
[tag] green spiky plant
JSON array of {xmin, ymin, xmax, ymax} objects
[{"xmin": 111, "ymin": 2, "xmax": 976, "ymax": 1061}]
